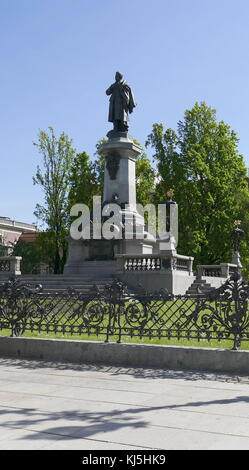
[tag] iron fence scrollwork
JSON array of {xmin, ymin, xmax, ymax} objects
[
  {"xmin": 0, "ymin": 260, "xmax": 11, "ymax": 272},
  {"xmin": 1, "ymin": 271, "xmax": 249, "ymax": 349}
]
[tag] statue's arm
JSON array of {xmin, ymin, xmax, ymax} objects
[{"xmin": 106, "ymin": 83, "xmax": 114, "ymax": 95}]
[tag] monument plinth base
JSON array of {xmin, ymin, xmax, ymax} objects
[
  {"xmin": 64, "ymin": 133, "xmax": 157, "ymax": 277},
  {"xmin": 63, "ymin": 237, "xmax": 117, "ymax": 276}
]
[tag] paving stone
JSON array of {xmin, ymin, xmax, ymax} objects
[{"xmin": 1, "ymin": 358, "xmax": 249, "ymax": 450}]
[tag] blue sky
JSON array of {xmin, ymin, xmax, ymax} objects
[{"xmin": 1, "ymin": 0, "xmax": 249, "ymax": 224}]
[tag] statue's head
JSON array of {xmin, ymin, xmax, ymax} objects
[{"xmin": 115, "ymin": 71, "xmax": 123, "ymax": 81}]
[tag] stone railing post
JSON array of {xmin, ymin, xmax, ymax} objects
[
  {"xmin": 187, "ymin": 257, "xmax": 194, "ymax": 274},
  {"xmin": 220, "ymin": 263, "xmax": 230, "ymax": 278},
  {"xmin": 116, "ymin": 255, "xmax": 125, "ymax": 273},
  {"xmin": 9, "ymin": 256, "xmax": 22, "ymax": 275},
  {"xmin": 196, "ymin": 265, "xmax": 204, "ymax": 280}
]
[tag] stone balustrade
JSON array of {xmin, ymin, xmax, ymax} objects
[
  {"xmin": 115, "ymin": 253, "xmax": 195, "ymax": 295},
  {"xmin": 197, "ymin": 263, "xmax": 237, "ymax": 279},
  {"xmin": 116, "ymin": 253, "xmax": 194, "ymax": 274},
  {"xmin": 0, "ymin": 256, "xmax": 22, "ymax": 275}
]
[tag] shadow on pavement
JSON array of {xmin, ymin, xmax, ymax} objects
[{"xmin": 0, "ymin": 356, "xmax": 248, "ymax": 384}]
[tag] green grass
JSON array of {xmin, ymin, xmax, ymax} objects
[{"xmin": 0, "ymin": 328, "xmax": 248, "ymax": 350}]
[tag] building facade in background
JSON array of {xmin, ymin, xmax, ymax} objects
[{"xmin": 0, "ymin": 216, "xmax": 37, "ymax": 256}]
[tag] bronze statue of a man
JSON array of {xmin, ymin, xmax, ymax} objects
[{"xmin": 106, "ymin": 72, "xmax": 136, "ymax": 133}]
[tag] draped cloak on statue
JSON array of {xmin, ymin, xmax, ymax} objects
[{"xmin": 106, "ymin": 79, "xmax": 136, "ymax": 125}]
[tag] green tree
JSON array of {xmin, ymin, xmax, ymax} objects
[
  {"xmin": 12, "ymin": 238, "xmax": 42, "ymax": 274},
  {"xmin": 33, "ymin": 127, "xmax": 76, "ymax": 273},
  {"xmin": 135, "ymin": 153, "xmax": 156, "ymax": 207},
  {"xmin": 67, "ymin": 143, "xmax": 106, "ymax": 212},
  {"xmin": 68, "ymin": 152, "xmax": 97, "ymax": 208},
  {"xmin": 234, "ymin": 194, "xmax": 249, "ymax": 277},
  {"xmin": 146, "ymin": 102, "xmax": 249, "ymax": 267},
  {"xmin": 93, "ymin": 138, "xmax": 109, "ymax": 199}
]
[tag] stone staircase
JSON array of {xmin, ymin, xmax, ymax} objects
[
  {"xmin": 0, "ymin": 261, "xmax": 117, "ymax": 294},
  {"xmin": 185, "ymin": 278, "xmax": 214, "ymax": 298}
]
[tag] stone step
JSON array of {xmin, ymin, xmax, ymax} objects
[
  {"xmin": 190, "ymin": 280, "xmax": 208, "ymax": 285},
  {"xmin": 23, "ymin": 279, "xmax": 113, "ymax": 287},
  {"xmin": 18, "ymin": 279, "xmax": 113, "ymax": 284},
  {"xmin": 20, "ymin": 279, "xmax": 113, "ymax": 287},
  {"xmin": 187, "ymin": 285, "xmax": 212, "ymax": 292},
  {"xmin": 19, "ymin": 278, "xmax": 113, "ymax": 284},
  {"xmin": 20, "ymin": 272, "xmax": 116, "ymax": 277},
  {"xmin": 0, "ymin": 273, "xmax": 116, "ymax": 293},
  {"xmin": 21, "ymin": 272, "xmax": 115, "ymax": 279},
  {"xmin": 186, "ymin": 294, "xmax": 207, "ymax": 299},
  {"xmin": 2, "ymin": 275, "xmax": 113, "ymax": 281},
  {"xmin": 185, "ymin": 279, "xmax": 213, "ymax": 297},
  {"xmin": 42, "ymin": 287, "xmax": 108, "ymax": 293}
]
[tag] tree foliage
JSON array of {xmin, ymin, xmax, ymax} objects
[
  {"xmin": 133, "ymin": 140, "xmax": 156, "ymax": 207},
  {"xmin": 146, "ymin": 102, "xmax": 249, "ymax": 266},
  {"xmin": 33, "ymin": 127, "xmax": 76, "ymax": 273},
  {"xmin": 12, "ymin": 239, "xmax": 42, "ymax": 274},
  {"xmin": 68, "ymin": 152, "xmax": 97, "ymax": 208}
]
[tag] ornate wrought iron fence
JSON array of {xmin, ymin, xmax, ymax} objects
[
  {"xmin": 0, "ymin": 260, "xmax": 11, "ymax": 272},
  {"xmin": 0, "ymin": 272, "xmax": 249, "ymax": 349}
]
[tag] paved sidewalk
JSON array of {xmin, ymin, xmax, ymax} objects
[{"xmin": 0, "ymin": 357, "xmax": 249, "ymax": 450}]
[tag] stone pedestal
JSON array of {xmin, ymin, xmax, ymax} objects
[
  {"xmin": 64, "ymin": 132, "xmax": 156, "ymax": 276},
  {"xmin": 231, "ymin": 251, "xmax": 242, "ymax": 270},
  {"xmin": 101, "ymin": 134, "xmax": 140, "ymax": 209},
  {"xmin": 64, "ymin": 238, "xmax": 116, "ymax": 275},
  {"xmin": 99, "ymin": 133, "xmax": 156, "ymax": 255}
]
